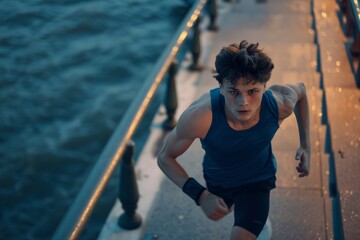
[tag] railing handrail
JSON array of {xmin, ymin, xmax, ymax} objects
[
  {"xmin": 52, "ymin": 1, "xmax": 208, "ymax": 239},
  {"xmin": 349, "ymin": 0, "xmax": 360, "ymax": 32}
]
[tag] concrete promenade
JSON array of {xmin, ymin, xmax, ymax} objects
[{"xmin": 99, "ymin": 0, "xmax": 359, "ymax": 239}]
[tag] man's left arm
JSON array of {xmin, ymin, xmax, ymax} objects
[
  {"xmin": 270, "ymin": 82, "xmax": 311, "ymax": 177},
  {"xmin": 289, "ymin": 83, "xmax": 311, "ymax": 177}
]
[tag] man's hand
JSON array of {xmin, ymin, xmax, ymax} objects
[
  {"xmin": 198, "ymin": 190, "xmax": 230, "ymax": 221},
  {"xmin": 295, "ymin": 147, "xmax": 310, "ymax": 177}
]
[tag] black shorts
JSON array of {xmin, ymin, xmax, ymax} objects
[{"xmin": 207, "ymin": 177, "xmax": 276, "ymax": 237}]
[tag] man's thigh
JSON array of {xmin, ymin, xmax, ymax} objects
[{"xmin": 233, "ymin": 189, "xmax": 270, "ymax": 237}]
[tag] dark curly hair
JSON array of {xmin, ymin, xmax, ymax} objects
[{"xmin": 213, "ymin": 40, "xmax": 274, "ymax": 85}]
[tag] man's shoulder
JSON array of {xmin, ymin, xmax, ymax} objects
[
  {"xmin": 268, "ymin": 84, "xmax": 299, "ymax": 104},
  {"xmin": 268, "ymin": 84, "xmax": 292, "ymax": 95},
  {"xmin": 188, "ymin": 92, "xmax": 212, "ymax": 112},
  {"xmin": 177, "ymin": 92, "xmax": 212, "ymax": 139},
  {"xmin": 268, "ymin": 83, "xmax": 303, "ymax": 120},
  {"xmin": 268, "ymin": 83, "xmax": 305, "ymax": 98}
]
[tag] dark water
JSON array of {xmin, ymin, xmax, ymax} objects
[{"xmin": 0, "ymin": 0, "xmax": 190, "ymax": 239}]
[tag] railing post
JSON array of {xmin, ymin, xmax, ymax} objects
[
  {"xmin": 355, "ymin": 32, "xmax": 360, "ymax": 86},
  {"xmin": 350, "ymin": 31, "xmax": 360, "ymax": 57},
  {"xmin": 118, "ymin": 140, "xmax": 142, "ymax": 230},
  {"xmin": 207, "ymin": 0, "xmax": 218, "ymax": 31},
  {"xmin": 189, "ymin": 17, "xmax": 202, "ymax": 71},
  {"xmin": 344, "ymin": 3, "xmax": 354, "ymax": 37},
  {"xmin": 163, "ymin": 60, "xmax": 179, "ymax": 130},
  {"xmin": 356, "ymin": 59, "xmax": 360, "ymax": 88}
]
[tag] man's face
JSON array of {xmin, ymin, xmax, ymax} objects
[{"xmin": 220, "ymin": 78, "xmax": 266, "ymax": 124}]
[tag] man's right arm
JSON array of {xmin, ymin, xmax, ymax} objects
[
  {"xmin": 157, "ymin": 127, "xmax": 194, "ymax": 189},
  {"xmin": 157, "ymin": 95, "xmax": 230, "ymax": 220},
  {"xmin": 157, "ymin": 93, "xmax": 210, "ymax": 188},
  {"xmin": 157, "ymin": 125, "xmax": 230, "ymax": 221}
]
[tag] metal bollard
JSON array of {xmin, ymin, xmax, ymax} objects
[
  {"xmin": 163, "ymin": 60, "xmax": 178, "ymax": 130},
  {"xmin": 352, "ymin": 32, "xmax": 360, "ymax": 86},
  {"xmin": 207, "ymin": 0, "xmax": 218, "ymax": 31},
  {"xmin": 357, "ymin": 67, "xmax": 360, "ymax": 87},
  {"xmin": 118, "ymin": 140, "xmax": 142, "ymax": 230},
  {"xmin": 189, "ymin": 17, "xmax": 202, "ymax": 71},
  {"xmin": 350, "ymin": 32, "xmax": 360, "ymax": 57}
]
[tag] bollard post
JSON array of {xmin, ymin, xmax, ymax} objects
[
  {"xmin": 356, "ymin": 57, "xmax": 360, "ymax": 87},
  {"xmin": 351, "ymin": 32, "xmax": 360, "ymax": 87},
  {"xmin": 162, "ymin": 60, "xmax": 178, "ymax": 130},
  {"xmin": 189, "ymin": 17, "xmax": 202, "ymax": 71},
  {"xmin": 207, "ymin": 0, "xmax": 218, "ymax": 31},
  {"xmin": 118, "ymin": 140, "xmax": 142, "ymax": 230},
  {"xmin": 350, "ymin": 31, "xmax": 360, "ymax": 57},
  {"xmin": 344, "ymin": 5, "xmax": 354, "ymax": 37}
]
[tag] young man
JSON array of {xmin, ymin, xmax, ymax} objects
[{"xmin": 157, "ymin": 40, "xmax": 310, "ymax": 240}]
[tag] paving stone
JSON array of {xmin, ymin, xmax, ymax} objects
[
  {"xmin": 324, "ymin": 87, "xmax": 360, "ymax": 239},
  {"xmin": 324, "ymin": 88, "xmax": 360, "ymax": 154},
  {"xmin": 270, "ymin": 188, "xmax": 329, "ymax": 240}
]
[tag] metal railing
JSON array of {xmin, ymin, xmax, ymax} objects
[
  {"xmin": 337, "ymin": 0, "xmax": 360, "ymax": 85},
  {"xmin": 52, "ymin": 0, "xmax": 216, "ymax": 239}
]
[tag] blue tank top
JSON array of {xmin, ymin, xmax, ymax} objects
[{"xmin": 200, "ymin": 88, "xmax": 279, "ymax": 188}]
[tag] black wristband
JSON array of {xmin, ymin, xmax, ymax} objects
[{"xmin": 182, "ymin": 178, "xmax": 206, "ymax": 206}]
